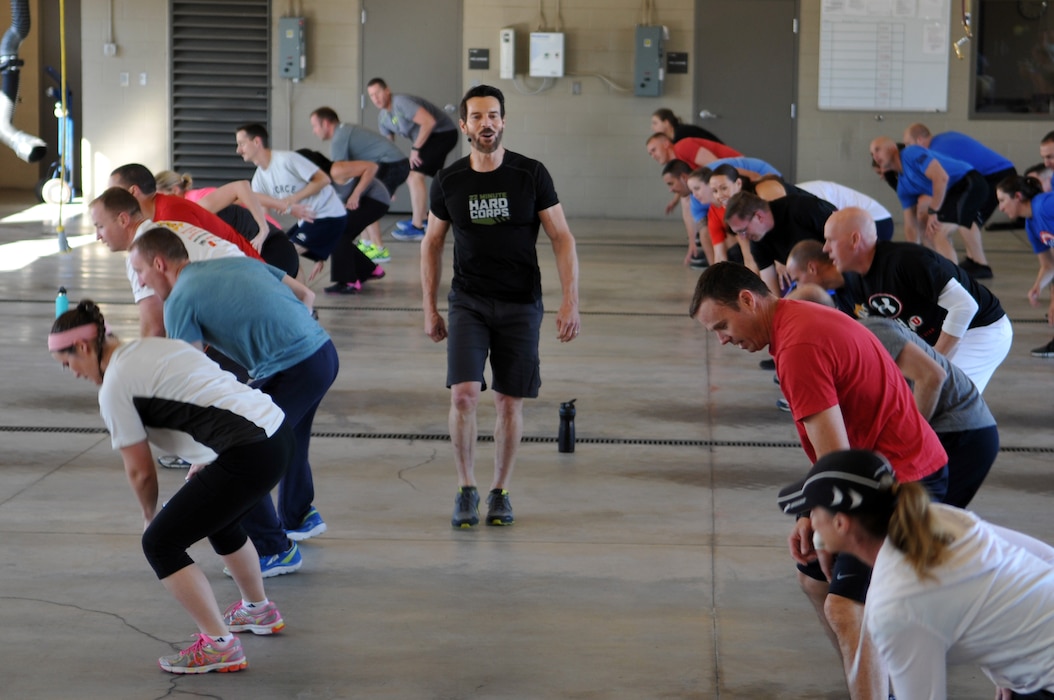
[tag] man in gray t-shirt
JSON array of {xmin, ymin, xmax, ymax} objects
[
  {"xmin": 861, "ymin": 316, "xmax": 998, "ymax": 509},
  {"xmin": 311, "ymin": 107, "xmax": 410, "ymax": 259},
  {"xmin": 366, "ymin": 77, "xmax": 459, "ymax": 240}
]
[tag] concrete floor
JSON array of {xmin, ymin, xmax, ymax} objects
[{"xmin": 1, "ymin": 192, "xmax": 1051, "ymax": 699}]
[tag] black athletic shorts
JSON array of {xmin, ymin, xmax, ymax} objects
[
  {"xmin": 376, "ymin": 159, "xmax": 410, "ymax": 196},
  {"xmin": 415, "ymin": 129, "xmax": 459, "ymax": 177},
  {"xmin": 935, "ymin": 170, "xmax": 989, "ymax": 229},
  {"xmin": 446, "ymin": 288, "xmax": 543, "ymax": 398},
  {"xmin": 981, "ymin": 166, "xmax": 1017, "ymax": 224}
]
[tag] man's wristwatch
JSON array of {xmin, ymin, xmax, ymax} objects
[{"xmin": 927, "ymin": 206, "xmax": 939, "ymax": 215}]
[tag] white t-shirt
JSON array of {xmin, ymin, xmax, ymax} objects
[
  {"xmin": 251, "ymin": 150, "xmax": 346, "ymax": 221},
  {"xmin": 866, "ymin": 504, "xmax": 1054, "ymax": 698},
  {"xmin": 126, "ymin": 219, "xmax": 244, "ymax": 303},
  {"xmin": 99, "ymin": 338, "xmax": 285, "ymax": 464},
  {"xmin": 797, "ymin": 180, "xmax": 893, "ymax": 222}
]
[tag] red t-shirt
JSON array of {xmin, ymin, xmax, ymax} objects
[
  {"xmin": 153, "ymin": 193, "xmax": 263, "ymax": 261},
  {"xmin": 673, "ymin": 138, "xmax": 742, "ymax": 166},
  {"xmin": 771, "ymin": 299, "xmax": 946, "ymax": 482},
  {"xmin": 707, "ymin": 204, "xmax": 727, "ymax": 248}
]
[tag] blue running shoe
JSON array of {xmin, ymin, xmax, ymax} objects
[
  {"xmin": 286, "ymin": 507, "xmax": 326, "ymax": 541},
  {"xmin": 391, "ymin": 224, "xmax": 425, "ymax": 241}
]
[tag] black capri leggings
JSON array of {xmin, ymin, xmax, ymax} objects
[{"xmin": 141, "ymin": 422, "xmax": 294, "ymax": 579}]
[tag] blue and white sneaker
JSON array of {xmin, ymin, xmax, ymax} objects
[
  {"xmin": 259, "ymin": 541, "xmax": 301, "ymax": 577},
  {"xmin": 286, "ymin": 507, "xmax": 327, "ymax": 541},
  {"xmin": 225, "ymin": 541, "xmax": 301, "ymax": 578},
  {"xmin": 391, "ymin": 224, "xmax": 425, "ymax": 241},
  {"xmin": 394, "ymin": 219, "xmax": 415, "ymax": 231}
]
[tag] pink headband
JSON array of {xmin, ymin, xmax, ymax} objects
[{"xmin": 47, "ymin": 323, "xmax": 99, "ymax": 352}]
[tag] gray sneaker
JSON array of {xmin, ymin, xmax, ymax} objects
[
  {"xmin": 452, "ymin": 486, "xmax": 480, "ymax": 528},
  {"xmin": 486, "ymin": 489, "xmax": 514, "ymax": 526}
]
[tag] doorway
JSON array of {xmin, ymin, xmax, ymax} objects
[
  {"xmin": 360, "ymin": 0, "xmax": 462, "ymax": 214},
  {"xmin": 693, "ymin": 0, "xmax": 799, "ymax": 178}
]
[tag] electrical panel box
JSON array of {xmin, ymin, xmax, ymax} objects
[
  {"xmin": 634, "ymin": 25, "xmax": 665, "ymax": 97},
  {"xmin": 499, "ymin": 28, "xmax": 516, "ymax": 79},
  {"xmin": 529, "ymin": 32, "xmax": 565, "ymax": 78},
  {"xmin": 278, "ymin": 17, "xmax": 306, "ymax": 80}
]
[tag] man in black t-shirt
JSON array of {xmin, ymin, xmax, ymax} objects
[
  {"xmin": 724, "ymin": 191, "xmax": 837, "ymax": 295},
  {"xmin": 421, "ymin": 85, "xmax": 581, "ymax": 529},
  {"xmin": 823, "ymin": 207, "xmax": 1012, "ymax": 392}
]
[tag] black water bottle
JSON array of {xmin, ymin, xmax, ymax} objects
[{"xmin": 558, "ymin": 399, "xmax": 577, "ymax": 453}]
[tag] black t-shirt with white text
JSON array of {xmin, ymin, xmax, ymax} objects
[{"xmin": 430, "ymin": 150, "xmax": 559, "ymax": 303}]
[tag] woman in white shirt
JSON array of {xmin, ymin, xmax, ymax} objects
[
  {"xmin": 778, "ymin": 449, "xmax": 1054, "ymax": 700},
  {"xmin": 49, "ymin": 300, "xmax": 294, "ymax": 675}
]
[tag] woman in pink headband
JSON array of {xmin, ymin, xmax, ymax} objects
[{"xmin": 49, "ymin": 300, "xmax": 294, "ymax": 674}]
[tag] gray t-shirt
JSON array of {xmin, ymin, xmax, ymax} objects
[
  {"xmin": 331, "ymin": 123, "xmax": 406, "ymax": 164},
  {"xmin": 378, "ymin": 94, "xmax": 456, "ymax": 141},
  {"xmin": 862, "ymin": 317, "xmax": 995, "ymax": 433}
]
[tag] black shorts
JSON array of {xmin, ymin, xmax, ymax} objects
[
  {"xmin": 935, "ymin": 170, "xmax": 989, "ymax": 229},
  {"xmin": 446, "ymin": 288, "xmax": 543, "ymax": 398},
  {"xmin": 415, "ymin": 129, "xmax": 459, "ymax": 177},
  {"xmin": 376, "ymin": 159, "xmax": 410, "ymax": 196},
  {"xmin": 981, "ymin": 166, "xmax": 1017, "ymax": 223},
  {"xmin": 287, "ymin": 214, "xmax": 347, "ymax": 261}
]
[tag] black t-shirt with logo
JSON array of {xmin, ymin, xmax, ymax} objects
[
  {"xmin": 853, "ymin": 241, "xmax": 1005, "ymax": 345},
  {"xmin": 430, "ymin": 150, "xmax": 559, "ymax": 303}
]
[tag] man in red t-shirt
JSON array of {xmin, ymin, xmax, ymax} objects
[
  {"xmin": 690, "ymin": 261, "xmax": 947, "ymax": 700},
  {"xmin": 110, "ymin": 163, "xmax": 264, "ymax": 262}
]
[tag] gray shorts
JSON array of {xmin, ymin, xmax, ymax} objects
[{"xmin": 446, "ymin": 289, "xmax": 543, "ymax": 398}]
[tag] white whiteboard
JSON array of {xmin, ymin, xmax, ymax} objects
[{"xmin": 818, "ymin": 0, "xmax": 951, "ymax": 111}]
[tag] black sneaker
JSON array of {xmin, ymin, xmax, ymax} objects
[
  {"xmin": 1032, "ymin": 338, "xmax": 1054, "ymax": 357},
  {"xmin": 324, "ymin": 281, "xmax": 362, "ymax": 295},
  {"xmin": 959, "ymin": 257, "xmax": 993, "ymax": 279},
  {"xmin": 451, "ymin": 486, "xmax": 480, "ymax": 528},
  {"xmin": 688, "ymin": 252, "xmax": 709, "ymax": 269},
  {"xmin": 759, "ymin": 359, "xmax": 776, "ymax": 371},
  {"xmin": 486, "ymin": 489, "xmax": 514, "ymax": 526}
]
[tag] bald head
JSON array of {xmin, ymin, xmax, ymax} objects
[
  {"xmin": 787, "ymin": 239, "xmax": 844, "ymax": 291},
  {"xmin": 903, "ymin": 123, "xmax": 932, "ymax": 146},
  {"xmin": 822, "ymin": 207, "xmax": 877, "ymax": 274},
  {"xmin": 870, "ymin": 137, "xmax": 901, "ymax": 174}
]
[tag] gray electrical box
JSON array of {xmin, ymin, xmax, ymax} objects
[
  {"xmin": 278, "ymin": 17, "xmax": 306, "ymax": 80},
  {"xmin": 634, "ymin": 25, "xmax": 665, "ymax": 97}
]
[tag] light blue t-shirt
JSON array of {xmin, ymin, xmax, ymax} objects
[
  {"xmin": 164, "ymin": 257, "xmax": 331, "ymax": 380},
  {"xmin": 710, "ymin": 156, "xmax": 782, "ymax": 178},
  {"xmin": 690, "ymin": 194, "xmax": 709, "ymax": 222},
  {"xmin": 896, "ymin": 145, "xmax": 975, "ymax": 210}
]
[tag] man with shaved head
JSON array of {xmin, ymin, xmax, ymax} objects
[
  {"xmin": 823, "ymin": 207, "xmax": 1011, "ymax": 392},
  {"xmin": 870, "ymin": 136, "xmax": 993, "ymax": 278}
]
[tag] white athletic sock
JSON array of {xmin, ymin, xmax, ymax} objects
[{"xmin": 243, "ymin": 598, "xmax": 269, "ymax": 609}]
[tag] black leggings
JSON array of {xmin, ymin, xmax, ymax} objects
[
  {"xmin": 141, "ymin": 423, "xmax": 294, "ymax": 579},
  {"xmin": 330, "ymin": 197, "xmax": 389, "ymax": 283}
]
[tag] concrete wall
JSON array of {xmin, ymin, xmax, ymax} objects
[{"xmin": 72, "ymin": 0, "xmax": 1053, "ymax": 217}]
